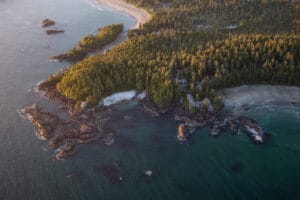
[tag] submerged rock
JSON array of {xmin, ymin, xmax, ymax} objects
[
  {"xmin": 124, "ymin": 115, "xmax": 133, "ymax": 121},
  {"xmin": 94, "ymin": 163, "xmax": 123, "ymax": 184},
  {"xmin": 231, "ymin": 162, "xmax": 244, "ymax": 173}
]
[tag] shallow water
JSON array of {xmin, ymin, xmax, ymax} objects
[{"xmin": 1, "ymin": 0, "xmax": 300, "ymax": 199}]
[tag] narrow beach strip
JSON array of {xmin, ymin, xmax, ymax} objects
[
  {"xmin": 217, "ymin": 85, "xmax": 300, "ymax": 108},
  {"xmin": 96, "ymin": 0, "xmax": 151, "ymax": 29}
]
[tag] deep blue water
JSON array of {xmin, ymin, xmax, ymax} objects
[{"xmin": 0, "ymin": 0, "xmax": 300, "ymax": 199}]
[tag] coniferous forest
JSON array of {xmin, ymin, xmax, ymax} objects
[{"xmin": 48, "ymin": 0, "xmax": 300, "ymax": 109}]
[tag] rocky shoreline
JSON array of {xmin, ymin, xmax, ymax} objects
[
  {"xmin": 24, "ymin": 76, "xmax": 175, "ymax": 159},
  {"xmin": 174, "ymin": 105, "xmax": 270, "ymax": 144},
  {"xmin": 22, "ymin": 77, "xmax": 272, "ymax": 160},
  {"xmin": 23, "ymin": 99, "xmax": 115, "ymax": 159}
]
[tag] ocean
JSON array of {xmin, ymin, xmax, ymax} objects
[{"xmin": 0, "ymin": 0, "xmax": 300, "ymax": 199}]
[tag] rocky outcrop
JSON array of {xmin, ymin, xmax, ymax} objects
[
  {"xmin": 186, "ymin": 94, "xmax": 215, "ymax": 112},
  {"xmin": 50, "ymin": 122, "xmax": 100, "ymax": 149},
  {"xmin": 50, "ymin": 50, "xmax": 87, "ymax": 62},
  {"xmin": 235, "ymin": 116, "xmax": 265, "ymax": 143},
  {"xmin": 37, "ymin": 79, "xmax": 76, "ymax": 114},
  {"xmin": 23, "ymin": 104, "xmax": 60, "ymax": 139},
  {"xmin": 209, "ymin": 116, "xmax": 268, "ymax": 144},
  {"xmin": 42, "ymin": 19, "xmax": 55, "ymax": 27},
  {"xmin": 56, "ymin": 141, "xmax": 76, "ymax": 159},
  {"xmin": 141, "ymin": 99, "xmax": 161, "ymax": 117},
  {"xmin": 175, "ymin": 110, "xmax": 217, "ymax": 129},
  {"xmin": 23, "ymin": 102, "xmax": 112, "ymax": 159},
  {"xmin": 50, "ymin": 53, "xmax": 70, "ymax": 61},
  {"xmin": 46, "ymin": 29, "xmax": 64, "ymax": 35},
  {"xmin": 177, "ymin": 124, "xmax": 186, "ymax": 141},
  {"xmin": 174, "ymin": 101, "xmax": 268, "ymax": 144}
]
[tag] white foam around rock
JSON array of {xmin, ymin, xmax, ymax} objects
[{"xmin": 137, "ymin": 91, "xmax": 147, "ymax": 99}]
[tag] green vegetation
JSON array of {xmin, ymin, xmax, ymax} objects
[
  {"xmin": 79, "ymin": 23, "xmax": 124, "ymax": 49},
  {"xmin": 128, "ymin": 0, "xmax": 300, "ymax": 37},
  {"xmin": 49, "ymin": 0, "xmax": 300, "ymax": 110},
  {"xmin": 52, "ymin": 24, "xmax": 123, "ymax": 62}
]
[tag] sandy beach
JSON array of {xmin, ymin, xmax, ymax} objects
[
  {"xmin": 96, "ymin": 0, "xmax": 151, "ymax": 29},
  {"xmin": 217, "ymin": 85, "xmax": 300, "ymax": 109}
]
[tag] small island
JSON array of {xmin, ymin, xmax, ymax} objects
[
  {"xmin": 46, "ymin": 29, "xmax": 65, "ymax": 35},
  {"xmin": 41, "ymin": 18, "xmax": 65, "ymax": 35},
  {"xmin": 42, "ymin": 19, "xmax": 55, "ymax": 27}
]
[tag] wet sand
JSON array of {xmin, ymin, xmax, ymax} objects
[
  {"xmin": 217, "ymin": 85, "xmax": 300, "ymax": 109},
  {"xmin": 96, "ymin": 0, "xmax": 151, "ymax": 29}
]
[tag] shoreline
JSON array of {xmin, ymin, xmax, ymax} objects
[
  {"xmin": 217, "ymin": 85, "xmax": 300, "ymax": 109},
  {"xmin": 95, "ymin": 0, "xmax": 151, "ymax": 29},
  {"xmin": 25, "ymin": 1, "xmax": 300, "ymax": 159}
]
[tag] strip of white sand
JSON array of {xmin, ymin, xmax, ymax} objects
[
  {"xmin": 96, "ymin": 0, "xmax": 151, "ymax": 29},
  {"xmin": 217, "ymin": 85, "xmax": 300, "ymax": 109},
  {"xmin": 101, "ymin": 90, "xmax": 146, "ymax": 106}
]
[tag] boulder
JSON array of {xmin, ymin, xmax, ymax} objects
[
  {"xmin": 144, "ymin": 170, "xmax": 153, "ymax": 176},
  {"xmin": 177, "ymin": 124, "xmax": 186, "ymax": 141}
]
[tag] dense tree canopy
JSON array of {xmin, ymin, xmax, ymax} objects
[
  {"xmin": 50, "ymin": 0, "xmax": 300, "ymax": 109},
  {"xmin": 53, "ymin": 24, "xmax": 123, "ymax": 62}
]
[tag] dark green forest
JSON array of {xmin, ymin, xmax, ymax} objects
[
  {"xmin": 48, "ymin": 0, "xmax": 300, "ymax": 109},
  {"xmin": 52, "ymin": 24, "xmax": 123, "ymax": 61}
]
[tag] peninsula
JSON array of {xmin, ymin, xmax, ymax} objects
[
  {"xmin": 51, "ymin": 23, "xmax": 124, "ymax": 62},
  {"xmin": 24, "ymin": 0, "xmax": 300, "ymax": 158}
]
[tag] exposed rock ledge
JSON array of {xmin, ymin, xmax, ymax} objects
[
  {"xmin": 24, "ymin": 104, "xmax": 60, "ymax": 139},
  {"xmin": 23, "ymin": 104, "xmax": 114, "ymax": 159}
]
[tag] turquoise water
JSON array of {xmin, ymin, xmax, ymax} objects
[{"xmin": 0, "ymin": 0, "xmax": 300, "ymax": 199}]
